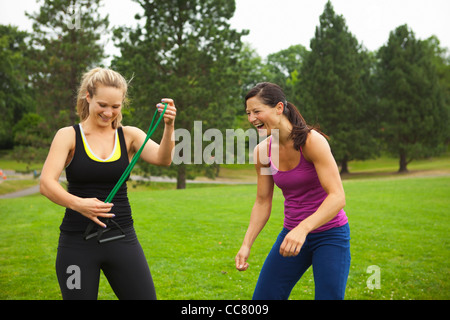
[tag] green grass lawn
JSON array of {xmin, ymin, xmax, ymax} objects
[{"xmin": 0, "ymin": 175, "xmax": 449, "ymax": 300}]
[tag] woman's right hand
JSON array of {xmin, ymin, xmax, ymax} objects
[
  {"xmin": 235, "ymin": 246, "xmax": 251, "ymax": 271},
  {"xmin": 74, "ymin": 198, "xmax": 115, "ymax": 228}
]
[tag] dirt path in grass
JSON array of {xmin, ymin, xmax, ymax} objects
[
  {"xmin": 0, "ymin": 184, "xmax": 41, "ymax": 199},
  {"xmin": 1, "ymin": 169, "xmax": 449, "ymax": 199},
  {"xmin": 0, "ymin": 173, "xmax": 256, "ymax": 199}
]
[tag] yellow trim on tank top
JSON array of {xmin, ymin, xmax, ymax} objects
[{"xmin": 79, "ymin": 124, "xmax": 121, "ymax": 162}]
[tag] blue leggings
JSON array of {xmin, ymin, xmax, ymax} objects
[{"xmin": 253, "ymin": 223, "xmax": 351, "ymax": 300}]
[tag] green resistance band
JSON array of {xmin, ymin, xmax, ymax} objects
[
  {"xmin": 105, "ymin": 102, "xmax": 168, "ymax": 203},
  {"xmin": 84, "ymin": 102, "xmax": 168, "ymax": 242}
]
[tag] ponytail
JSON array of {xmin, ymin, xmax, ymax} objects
[{"xmin": 284, "ymin": 102, "xmax": 312, "ymax": 150}]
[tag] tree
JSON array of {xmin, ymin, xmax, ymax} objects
[
  {"xmin": 237, "ymin": 43, "xmax": 270, "ymax": 100},
  {"xmin": 112, "ymin": 0, "xmax": 248, "ymax": 189},
  {"xmin": 424, "ymin": 36, "xmax": 450, "ymax": 145},
  {"xmin": 376, "ymin": 25, "xmax": 448, "ymax": 172},
  {"xmin": 299, "ymin": 1, "xmax": 378, "ymax": 174},
  {"xmin": 264, "ymin": 44, "xmax": 309, "ymax": 107},
  {"xmin": 0, "ymin": 25, "xmax": 35, "ymax": 149},
  {"xmin": 26, "ymin": 0, "xmax": 109, "ymax": 132},
  {"xmin": 11, "ymin": 113, "xmax": 52, "ymax": 164}
]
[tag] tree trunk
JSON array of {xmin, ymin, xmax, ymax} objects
[
  {"xmin": 398, "ymin": 152, "xmax": 409, "ymax": 173},
  {"xmin": 177, "ymin": 164, "xmax": 186, "ymax": 189},
  {"xmin": 340, "ymin": 158, "xmax": 350, "ymax": 174}
]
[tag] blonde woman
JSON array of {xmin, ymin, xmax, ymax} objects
[{"xmin": 40, "ymin": 67, "xmax": 177, "ymax": 300}]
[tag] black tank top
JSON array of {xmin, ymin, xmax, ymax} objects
[{"xmin": 60, "ymin": 124, "xmax": 132, "ymax": 232}]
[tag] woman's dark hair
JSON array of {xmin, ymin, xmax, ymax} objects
[{"xmin": 245, "ymin": 82, "xmax": 326, "ymax": 150}]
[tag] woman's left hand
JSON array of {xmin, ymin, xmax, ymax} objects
[
  {"xmin": 279, "ymin": 226, "xmax": 308, "ymax": 257},
  {"xmin": 157, "ymin": 98, "xmax": 176, "ymax": 126}
]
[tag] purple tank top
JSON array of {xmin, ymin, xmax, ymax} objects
[{"xmin": 269, "ymin": 137, "xmax": 348, "ymax": 233}]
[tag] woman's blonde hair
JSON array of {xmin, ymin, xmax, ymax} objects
[{"xmin": 76, "ymin": 67, "xmax": 129, "ymax": 129}]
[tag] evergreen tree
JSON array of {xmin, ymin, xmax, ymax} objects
[
  {"xmin": 0, "ymin": 25, "xmax": 35, "ymax": 149},
  {"xmin": 424, "ymin": 36, "xmax": 450, "ymax": 145},
  {"xmin": 26, "ymin": 0, "xmax": 109, "ymax": 131},
  {"xmin": 299, "ymin": 1, "xmax": 378, "ymax": 173},
  {"xmin": 376, "ymin": 25, "xmax": 448, "ymax": 172},
  {"xmin": 112, "ymin": 0, "xmax": 248, "ymax": 189}
]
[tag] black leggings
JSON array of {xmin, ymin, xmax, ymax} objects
[{"xmin": 55, "ymin": 226, "xmax": 156, "ymax": 300}]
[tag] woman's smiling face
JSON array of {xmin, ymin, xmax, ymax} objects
[
  {"xmin": 246, "ymin": 96, "xmax": 278, "ymax": 136},
  {"xmin": 86, "ymin": 85, "xmax": 123, "ymax": 128}
]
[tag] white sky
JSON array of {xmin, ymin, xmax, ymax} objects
[{"xmin": 1, "ymin": 0, "xmax": 449, "ymax": 59}]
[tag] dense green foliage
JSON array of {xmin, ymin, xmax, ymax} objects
[
  {"xmin": 0, "ymin": 25, "xmax": 35, "ymax": 149},
  {"xmin": 376, "ymin": 25, "xmax": 449, "ymax": 172},
  {"xmin": 111, "ymin": 0, "xmax": 248, "ymax": 188},
  {"xmin": 1, "ymin": 0, "xmax": 449, "ymax": 180},
  {"xmin": 26, "ymin": 0, "xmax": 109, "ymax": 129},
  {"xmin": 299, "ymin": 2, "xmax": 378, "ymax": 173}
]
